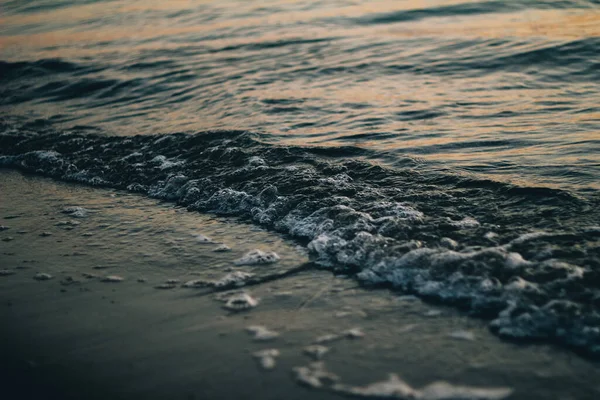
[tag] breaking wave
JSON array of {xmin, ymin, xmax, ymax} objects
[{"xmin": 1, "ymin": 125, "xmax": 599, "ymax": 357}]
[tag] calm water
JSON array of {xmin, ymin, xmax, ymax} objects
[
  {"xmin": 1, "ymin": 0, "xmax": 599, "ymax": 190},
  {"xmin": 1, "ymin": 1, "xmax": 600, "ymax": 356}
]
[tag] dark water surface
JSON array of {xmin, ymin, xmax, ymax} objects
[
  {"xmin": 1, "ymin": 1, "xmax": 600, "ymax": 356},
  {"xmin": 2, "ymin": 0, "xmax": 599, "ymax": 191}
]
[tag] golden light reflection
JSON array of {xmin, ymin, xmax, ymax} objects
[
  {"xmin": 1, "ymin": 0, "xmax": 598, "ymax": 190},
  {"xmin": 1, "ymin": 1, "xmax": 599, "ymax": 53}
]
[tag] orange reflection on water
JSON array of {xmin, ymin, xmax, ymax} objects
[
  {"xmin": 1, "ymin": 0, "xmax": 599, "ymax": 54},
  {"xmin": 1, "ymin": 0, "xmax": 598, "ymax": 190}
]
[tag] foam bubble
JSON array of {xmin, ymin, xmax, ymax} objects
[
  {"xmin": 34, "ymin": 273, "xmax": 53, "ymax": 281},
  {"xmin": 214, "ymin": 244, "xmax": 232, "ymax": 252},
  {"xmin": 234, "ymin": 249, "xmax": 280, "ymax": 266},
  {"xmin": 192, "ymin": 233, "xmax": 213, "ymax": 243},
  {"xmin": 366, "ymin": 201, "xmax": 424, "ymax": 221},
  {"xmin": 418, "ymin": 381, "xmax": 513, "ymax": 400},
  {"xmin": 247, "ymin": 156, "xmax": 266, "ymax": 166},
  {"xmin": 439, "ymin": 237, "xmax": 459, "ymax": 250},
  {"xmin": 508, "ymin": 231, "xmax": 553, "ymax": 246},
  {"xmin": 62, "ymin": 206, "xmax": 90, "ymax": 218},
  {"xmin": 154, "ymin": 283, "xmax": 177, "ymax": 289},
  {"xmin": 448, "ymin": 217, "xmax": 480, "ymax": 229},
  {"xmin": 303, "ymin": 345, "xmax": 329, "ymax": 360},
  {"xmin": 223, "ymin": 293, "xmax": 259, "ymax": 311},
  {"xmin": 319, "ymin": 173, "xmax": 353, "ymax": 186},
  {"xmin": 342, "ymin": 328, "xmax": 365, "ymax": 339},
  {"xmin": 505, "ymin": 277, "xmax": 542, "ymax": 294},
  {"xmin": 101, "ymin": 275, "xmax": 124, "ymax": 282},
  {"xmin": 214, "ymin": 271, "xmax": 255, "ymax": 288},
  {"xmin": 246, "ymin": 325, "xmax": 279, "ymax": 341},
  {"xmin": 55, "ymin": 220, "xmax": 80, "ymax": 226},
  {"xmin": 333, "ymin": 374, "xmax": 415, "ymax": 399},
  {"xmin": 313, "ymin": 334, "xmax": 341, "ymax": 344},
  {"xmin": 293, "ymin": 362, "xmax": 339, "ymax": 389},
  {"xmin": 253, "ymin": 349, "xmax": 279, "ymax": 370},
  {"xmin": 332, "ymin": 373, "xmax": 512, "ymax": 400},
  {"xmin": 182, "ymin": 279, "xmax": 208, "ymax": 288},
  {"xmin": 483, "ymin": 232, "xmax": 498, "ymax": 240},
  {"xmin": 152, "ymin": 175, "xmax": 190, "ymax": 200},
  {"xmin": 504, "ymin": 252, "xmax": 530, "ymax": 269},
  {"xmin": 150, "ymin": 155, "xmax": 184, "ymax": 170}
]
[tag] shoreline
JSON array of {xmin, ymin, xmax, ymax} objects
[{"xmin": 1, "ymin": 169, "xmax": 599, "ymax": 400}]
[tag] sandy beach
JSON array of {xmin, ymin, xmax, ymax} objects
[{"xmin": 1, "ymin": 170, "xmax": 599, "ymax": 400}]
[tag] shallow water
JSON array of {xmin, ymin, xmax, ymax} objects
[
  {"xmin": 2, "ymin": 170, "xmax": 600, "ymax": 400},
  {"xmin": 1, "ymin": 1, "xmax": 600, "ymax": 356}
]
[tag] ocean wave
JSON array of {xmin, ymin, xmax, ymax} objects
[
  {"xmin": 1, "ymin": 126, "xmax": 599, "ymax": 357},
  {"xmin": 352, "ymin": 0, "xmax": 595, "ymax": 26},
  {"xmin": 1, "ymin": 0, "xmax": 110, "ymax": 15},
  {"xmin": 0, "ymin": 59, "xmax": 87, "ymax": 81}
]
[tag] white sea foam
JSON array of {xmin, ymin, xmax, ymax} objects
[
  {"xmin": 331, "ymin": 373, "xmax": 512, "ymax": 400},
  {"xmin": 101, "ymin": 275, "xmax": 124, "ymax": 282},
  {"xmin": 505, "ymin": 277, "xmax": 541, "ymax": 294},
  {"xmin": 223, "ymin": 293, "xmax": 258, "ymax": 311},
  {"xmin": 234, "ymin": 249, "xmax": 280, "ymax": 266},
  {"xmin": 246, "ymin": 325, "xmax": 279, "ymax": 341},
  {"xmin": 150, "ymin": 155, "xmax": 184, "ymax": 170},
  {"xmin": 483, "ymin": 232, "xmax": 498, "ymax": 240},
  {"xmin": 314, "ymin": 334, "xmax": 341, "ymax": 344},
  {"xmin": 439, "ymin": 237, "xmax": 459, "ymax": 250},
  {"xmin": 214, "ymin": 244, "xmax": 232, "ymax": 252},
  {"xmin": 583, "ymin": 226, "xmax": 600, "ymax": 234},
  {"xmin": 366, "ymin": 201, "xmax": 424, "ymax": 221},
  {"xmin": 342, "ymin": 328, "xmax": 365, "ymax": 339},
  {"xmin": 448, "ymin": 217, "xmax": 480, "ymax": 229},
  {"xmin": 62, "ymin": 206, "xmax": 90, "ymax": 218},
  {"xmin": 319, "ymin": 173, "xmax": 353, "ymax": 186},
  {"xmin": 182, "ymin": 279, "xmax": 209, "ymax": 288},
  {"xmin": 120, "ymin": 152, "xmax": 143, "ymax": 161},
  {"xmin": 504, "ymin": 252, "xmax": 530, "ymax": 269},
  {"xmin": 155, "ymin": 283, "xmax": 177, "ymax": 289},
  {"xmin": 247, "ymin": 156, "xmax": 266, "ymax": 166},
  {"xmin": 193, "ymin": 233, "xmax": 213, "ymax": 243},
  {"xmin": 148, "ymin": 174, "xmax": 189, "ymax": 200},
  {"xmin": 333, "ymin": 374, "xmax": 415, "ymax": 399},
  {"xmin": 55, "ymin": 220, "xmax": 81, "ymax": 226},
  {"xmin": 34, "ymin": 273, "xmax": 53, "ymax": 281},
  {"xmin": 508, "ymin": 231, "xmax": 553, "ymax": 246},
  {"xmin": 214, "ymin": 271, "xmax": 254, "ymax": 288},
  {"xmin": 418, "ymin": 381, "xmax": 513, "ymax": 400},
  {"xmin": 2, "ymin": 125, "xmax": 596, "ymax": 355},
  {"xmin": 293, "ymin": 362, "xmax": 339, "ymax": 389},
  {"xmin": 303, "ymin": 345, "xmax": 329, "ymax": 360},
  {"xmin": 253, "ymin": 349, "xmax": 279, "ymax": 370}
]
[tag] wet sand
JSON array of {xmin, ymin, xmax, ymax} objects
[{"xmin": 1, "ymin": 170, "xmax": 599, "ymax": 400}]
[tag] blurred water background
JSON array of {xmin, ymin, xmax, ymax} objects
[{"xmin": 1, "ymin": 0, "xmax": 599, "ymax": 191}]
